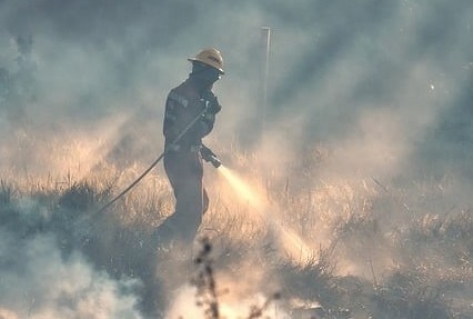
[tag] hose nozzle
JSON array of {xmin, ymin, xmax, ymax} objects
[
  {"xmin": 208, "ymin": 155, "xmax": 222, "ymax": 168},
  {"xmin": 201, "ymin": 144, "xmax": 222, "ymax": 168}
]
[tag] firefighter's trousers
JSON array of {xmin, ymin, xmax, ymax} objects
[{"xmin": 153, "ymin": 150, "xmax": 209, "ymax": 248}]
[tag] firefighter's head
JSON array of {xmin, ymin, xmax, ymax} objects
[{"xmin": 188, "ymin": 48, "xmax": 224, "ymax": 86}]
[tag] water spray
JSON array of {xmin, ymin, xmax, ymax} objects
[
  {"xmin": 214, "ymin": 161, "xmax": 315, "ymax": 264},
  {"xmin": 217, "ymin": 165, "xmax": 266, "ymax": 211}
]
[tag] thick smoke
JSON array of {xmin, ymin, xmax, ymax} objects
[
  {"xmin": 0, "ymin": 0, "xmax": 471, "ymax": 317},
  {"xmin": 0, "ymin": 221, "xmax": 143, "ymax": 318},
  {"xmin": 0, "ymin": 0, "xmax": 471, "ymax": 178}
]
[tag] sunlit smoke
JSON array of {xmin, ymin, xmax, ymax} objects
[
  {"xmin": 165, "ymin": 285, "xmax": 289, "ymax": 319},
  {"xmin": 276, "ymin": 226, "xmax": 315, "ymax": 263}
]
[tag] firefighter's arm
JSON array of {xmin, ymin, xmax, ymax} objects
[
  {"xmin": 197, "ymin": 92, "xmax": 221, "ymax": 137},
  {"xmin": 163, "ymin": 91, "xmax": 188, "ymax": 139},
  {"xmin": 198, "ymin": 112, "xmax": 216, "ymax": 137}
]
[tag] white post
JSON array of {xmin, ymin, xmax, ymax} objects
[{"xmin": 260, "ymin": 27, "xmax": 271, "ymax": 131}]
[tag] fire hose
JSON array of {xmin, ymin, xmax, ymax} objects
[{"xmin": 92, "ymin": 105, "xmax": 220, "ymax": 216}]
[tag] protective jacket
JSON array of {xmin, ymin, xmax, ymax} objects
[{"xmin": 163, "ymin": 77, "xmax": 220, "ymax": 152}]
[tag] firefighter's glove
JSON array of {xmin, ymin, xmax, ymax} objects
[
  {"xmin": 207, "ymin": 96, "xmax": 222, "ymax": 114},
  {"xmin": 200, "ymin": 145, "xmax": 222, "ymax": 168},
  {"xmin": 200, "ymin": 145, "xmax": 215, "ymax": 162}
]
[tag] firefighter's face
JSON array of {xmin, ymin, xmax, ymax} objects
[
  {"xmin": 203, "ymin": 67, "xmax": 222, "ymax": 83},
  {"xmin": 192, "ymin": 62, "xmax": 222, "ymax": 86}
]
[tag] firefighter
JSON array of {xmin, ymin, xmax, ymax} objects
[{"xmin": 151, "ymin": 48, "xmax": 224, "ymax": 253}]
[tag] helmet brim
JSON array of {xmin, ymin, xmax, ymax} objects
[{"xmin": 188, "ymin": 58, "xmax": 225, "ymax": 74}]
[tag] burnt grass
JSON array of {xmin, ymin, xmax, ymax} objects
[{"xmin": 0, "ymin": 179, "xmax": 472, "ymax": 319}]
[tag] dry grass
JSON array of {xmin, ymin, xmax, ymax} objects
[{"xmin": 0, "ymin": 140, "xmax": 471, "ymax": 319}]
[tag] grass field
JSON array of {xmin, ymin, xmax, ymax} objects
[{"xmin": 0, "ymin": 133, "xmax": 471, "ymax": 319}]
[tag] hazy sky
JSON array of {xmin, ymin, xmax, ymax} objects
[{"xmin": 0, "ymin": 0, "xmax": 470, "ymax": 180}]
